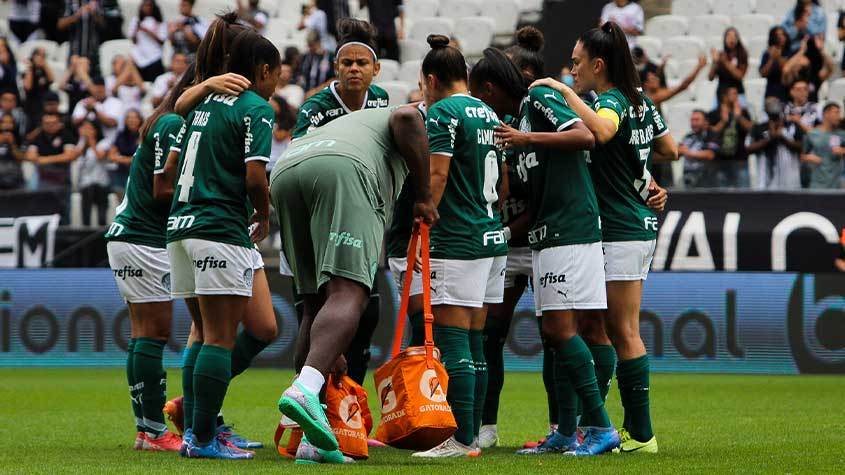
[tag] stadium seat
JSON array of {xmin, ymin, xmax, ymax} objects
[
  {"xmin": 437, "ymin": 0, "xmax": 481, "ymax": 19},
  {"xmin": 817, "ymin": 80, "xmax": 830, "ymax": 102},
  {"xmin": 665, "ymin": 58, "xmax": 702, "ymax": 81},
  {"xmin": 99, "ymin": 40, "xmax": 135, "ymax": 77},
  {"xmin": 16, "ymin": 40, "xmax": 61, "ymax": 64},
  {"xmin": 687, "ymin": 15, "xmax": 730, "ymax": 40},
  {"xmin": 398, "ymin": 60, "xmax": 422, "ymax": 84},
  {"xmin": 746, "ymin": 58, "xmax": 761, "ymax": 79},
  {"xmin": 399, "ymin": 39, "xmax": 429, "ymax": 62},
  {"xmin": 409, "ymin": 17, "xmax": 454, "ymax": 42},
  {"xmin": 695, "ymin": 79, "xmax": 718, "ymax": 106},
  {"xmin": 704, "ymin": 35, "xmax": 724, "ymax": 52},
  {"xmin": 645, "ymin": 15, "xmax": 689, "ymax": 40},
  {"xmin": 265, "ymin": 17, "xmax": 297, "ymax": 47},
  {"xmin": 193, "ymin": 0, "xmax": 232, "ymax": 19},
  {"xmin": 744, "ymin": 78, "xmax": 767, "ymax": 116},
  {"xmin": 753, "ymin": 0, "xmax": 794, "ymax": 17},
  {"xmin": 517, "ymin": 0, "xmax": 542, "ymax": 12},
  {"xmin": 404, "ymin": 0, "xmax": 440, "ymax": 19},
  {"xmin": 734, "ymin": 14, "xmax": 775, "ymax": 39},
  {"xmin": 745, "ymin": 36, "xmax": 768, "ymax": 62},
  {"xmin": 661, "ymin": 100, "xmax": 698, "ymax": 136},
  {"xmin": 666, "ymin": 78, "xmax": 697, "ymax": 103},
  {"xmin": 671, "ymin": 0, "xmax": 712, "ymax": 17},
  {"xmin": 826, "ymin": 78, "xmax": 845, "ymax": 106},
  {"xmin": 485, "ymin": 0, "xmax": 521, "ymax": 36},
  {"xmin": 452, "ymin": 17, "xmax": 495, "ymax": 57},
  {"xmin": 637, "ymin": 36, "xmax": 663, "ymax": 62},
  {"xmin": 662, "ymin": 36, "xmax": 705, "ymax": 60},
  {"xmin": 711, "ymin": 0, "xmax": 754, "ymax": 17},
  {"xmin": 376, "ymin": 59, "xmax": 400, "ymax": 81},
  {"xmin": 378, "ymin": 80, "xmax": 412, "ymax": 104}
]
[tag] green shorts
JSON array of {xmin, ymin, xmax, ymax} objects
[{"xmin": 270, "ymin": 154, "xmax": 385, "ymax": 294}]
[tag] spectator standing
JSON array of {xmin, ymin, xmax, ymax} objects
[
  {"xmin": 267, "ymin": 94, "xmax": 297, "ymax": 174},
  {"xmin": 361, "ymin": 0, "xmax": 404, "ymax": 61},
  {"xmin": 837, "ymin": 10, "xmax": 845, "ymax": 72},
  {"xmin": 298, "ymin": 1, "xmax": 334, "ymax": 51},
  {"xmin": 107, "ymin": 108, "xmax": 142, "ymax": 196},
  {"xmin": 7, "ymin": 0, "xmax": 42, "ymax": 43},
  {"xmin": 24, "ymin": 90, "xmax": 62, "ymax": 141},
  {"xmin": 151, "ymin": 52, "xmax": 188, "ymax": 107},
  {"xmin": 679, "ymin": 109, "xmax": 721, "ymax": 188},
  {"xmin": 168, "ymin": 0, "xmax": 207, "ymax": 60},
  {"xmin": 59, "ymin": 55, "xmax": 95, "ymax": 113},
  {"xmin": 0, "ymin": 91, "xmax": 26, "ymax": 137},
  {"xmin": 748, "ymin": 98, "xmax": 803, "ymax": 190},
  {"xmin": 128, "ymin": 0, "xmax": 167, "ymax": 82},
  {"xmin": 58, "ymin": 0, "xmax": 106, "ymax": 75},
  {"xmin": 40, "ymin": 0, "xmax": 68, "ymax": 43},
  {"xmin": 0, "ymin": 114, "xmax": 25, "ymax": 190},
  {"xmin": 643, "ymin": 56, "xmax": 706, "ymax": 110},
  {"xmin": 708, "ymin": 86, "xmax": 754, "ymax": 187},
  {"xmin": 783, "ymin": 0, "xmax": 826, "ymax": 54},
  {"xmin": 319, "ymin": 0, "xmax": 350, "ymax": 39},
  {"xmin": 99, "ymin": 0, "xmax": 125, "ymax": 41},
  {"xmin": 276, "ymin": 61, "xmax": 305, "ymax": 108},
  {"xmin": 0, "ymin": 38, "xmax": 18, "ymax": 97},
  {"xmin": 106, "ymin": 55, "xmax": 145, "ymax": 110},
  {"xmin": 783, "ymin": 35, "xmax": 833, "ymax": 102},
  {"xmin": 599, "ymin": 0, "xmax": 643, "ymax": 46},
  {"xmin": 22, "ymin": 47, "xmax": 54, "ymax": 127},
  {"xmin": 238, "ymin": 0, "xmax": 269, "ymax": 34},
  {"xmin": 297, "ymin": 30, "xmax": 335, "ymax": 95},
  {"xmin": 25, "ymin": 111, "xmax": 78, "ymax": 191},
  {"xmin": 784, "ymin": 79, "xmax": 819, "ymax": 135},
  {"xmin": 708, "ymin": 28, "xmax": 748, "ymax": 106},
  {"xmin": 760, "ymin": 26, "xmax": 790, "ymax": 103},
  {"xmin": 75, "ymin": 118, "xmax": 111, "ymax": 226},
  {"xmin": 801, "ymin": 102, "xmax": 845, "ymax": 189},
  {"xmin": 71, "ymin": 76, "xmax": 122, "ymax": 142}
]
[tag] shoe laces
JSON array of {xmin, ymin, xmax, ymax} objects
[{"xmin": 618, "ymin": 428, "xmax": 631, "ymax": 443}]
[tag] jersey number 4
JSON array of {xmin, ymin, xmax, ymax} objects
[{"xmin": 177, "ymin": 131, "xmax": 202, "ymax": 202}]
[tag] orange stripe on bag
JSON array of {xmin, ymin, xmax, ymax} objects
[{"xmin": 373, "ymin": 222, "xmax": 457, "ymax": 449}]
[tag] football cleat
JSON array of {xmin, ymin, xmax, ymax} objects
[
  {"xmin": 295, "ymin": 435, "xmax": 355, "ymax": 465},
  {"xmin": 163, "ymin": 396, "xmax": 184, "ymax": 435},
  {"xmin": 522, "ymin": 424, "xmax": 557, "ymax": 449},
  {"xmin": 569, "ymin": 427, "xmax": 620, "ymax": 456},
  {"xmin": 468, "ymin": 438, "xmax": 481, "ymax": 457},
  {"xmin": 183, "ymin": 433, "xmax": 254, "ymax": 460},
  {"xmin": 478, "ymin": 424, "xmax": 498, "ymax": 449},
  {"xmin": 134, "ymin": 432, "xmax": 146, "ymax": 450},
  {"xmin": 217, "ymin": 424, "xmax": 263, "ymax": 450},
  {"xmin": 516, "ymin": 431, "xmax": 578, "ymax": 455},
  {"xmin": 179, "ymin": 428, "xmax": 194, "ymax": 457},
  {"xmin": 142, "ymin": 431, "xmax": 182, "ymax": 451},
  {"xmin": 278, "ymin": 381, "xmax": 338, "ymax": 452},
  {"xmin": 613, "ymin": 428, "xmax": 658, "ymax": 454},
  {"xmin": 412, "ymin": 437, "xmax": 475, "ymax": 458}
]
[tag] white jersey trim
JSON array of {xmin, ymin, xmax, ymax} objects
[{"xmin": 556, "ymin": 117, "xmax": 582, "ymax": 132}]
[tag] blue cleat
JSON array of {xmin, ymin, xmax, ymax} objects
[
  {"xmin": 217, "ymin": 424, "xmax": 264, "ymax": 449},
  {"xmin": 570, "ymin": 427, "xmax": 620, "ymax": 456},
  {"xmin": 516, "ymin": 431, "xmax": 579, "ymax": 455},
  {"xmin": 179, "ymin": 428, "xmax": 194, "ymax": 457},
  {"xmin": 183, "ymin": 433, "xmax": 255, "ymax": 460}
]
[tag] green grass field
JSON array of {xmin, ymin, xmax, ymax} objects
[{"xmin": 0, "ymin": 369, "xmax": 842, "ymax": 474}]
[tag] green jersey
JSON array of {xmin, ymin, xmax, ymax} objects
[
  {"xmin": 427, "ymin": 94, "xmax": 507, "ymax": 260},
  {"xmin": 516, "ymin": 86, "xmax": 601, "ymax": 250},
  {"xmin": 500, "ymin": 114, "xmax": 530, "ymax": 248},
  {"xmin": 104, "ymin": 113, "xmax": 183, "ymax": 248},
  {"xmin": 291, "ymin": 81, "xmax": 390, "ymax": 139},
  {"xmin": 167, "ymin": 90, "xmax": 274, "ymax": 248},
  {"xmin": 275, "ymin": 107, "xmax": 408, "ymax": 220},
  {"xmin": 590, "ymin": 88, "xmax": 667, "ymax": 242},
  {"xmin": 385, "ymin": 104, "xmax": 427, "ymax": 259}
]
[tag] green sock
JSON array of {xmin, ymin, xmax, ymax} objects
[
  {"xmin": 433, "ymin": 324, "xmax": 474, "ymax": 446},
  {"xmin": 230, "ymin": 330, "xmax": 271, "ymax": 379},
  {"xmin": 617, "ymin": 355, "xmax": 653, "ymax": 441},
  {"xmin": 469, "ymin": 329, "xmax": 487, "ymax": 438},
  {"xmin": 542, "ymin": 347, "xmax": 558, "ymax": 427},
  {"xmin": 181, "ymin": 342, "xmax": 202, "ymax": 431},
  {"xmin": 553, "ymin": 347, "xmax": 578, "ymax": 436},
  {"xmin": 582, "ymin": 344, "xmax": 616, "ymax": 427},
  {"xmin": 126, "ymin": 338, "xmax": 145, "ymax": 433},
  {"xmin": 134, "ymin": 338, "xmax": 168, "ymax": 437},
  {"xmin": 481, "ymin": 317, "xmax": 508, "ymax": 425},
  {"xmin": 193, "ymin": 344, "xmax": 232, "ymax": 444},
  {"xmin": 408, "ymin": 311, "xmax": 425, "ymax": 347},
  {"xmin": 559, "ymin": 336, "xmax": 611, "ymax": 428}
]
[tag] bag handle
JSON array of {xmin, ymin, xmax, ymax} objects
[{"xmin": 390, "ymin": 221, "xmax": 434, "ymax": 367}]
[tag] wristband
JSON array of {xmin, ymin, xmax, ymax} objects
[{"xmin": 502, "ymin": 226, "xmax": 512, "ymax": 242}]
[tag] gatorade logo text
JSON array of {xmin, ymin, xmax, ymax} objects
[{"xmin": 419, "ymin": 369, "xmax": 447, "ymax": 403}]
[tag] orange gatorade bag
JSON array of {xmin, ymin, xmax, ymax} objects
[{"xmin": 373, "ymin": 222, "xmax": 457, "ymax": 450}]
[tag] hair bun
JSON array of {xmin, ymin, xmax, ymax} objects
[
  {"xmin": 337, "ymin": 17, "xmax": 377, "ymax": 46},
  {"xmin": 515, "ymin": 26, "xmax": 544, "ymax": 52},
  {"xmin": 427, "ymin": 34, "xmax": 451, "ymax": 49}
]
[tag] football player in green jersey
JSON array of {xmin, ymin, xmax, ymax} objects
[
  {"xmin": 532, "ymin": 21, "xmax": 677, "ymax": 455},
  {"xmin": 409, "ymin": 35, "xmax": 508, "ymax": 458},
  {"xmin": 103, "ymin": 64, "xmax": 188, "ymax": 455},
  {"xmin": 291, "ymin": 18, "xmax": 390, "ymax": 139},
  {"xmin": 159, "ymin": 29, "xmax": 280, "ymax": 460}
]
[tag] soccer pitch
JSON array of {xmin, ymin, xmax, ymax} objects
[{"xmin": 1, "ymin": 369, "xmax": 841, "ymax": 473}]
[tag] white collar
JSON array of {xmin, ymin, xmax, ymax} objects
[{"xmin": 330, "ymin": 81, "xmax": 369, "ymax": 114}]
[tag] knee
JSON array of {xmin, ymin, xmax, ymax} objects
[
  {"xmin": 605, "ymin": 320, "xmax": 638, "ymax": 346},
  {"xmin": 250, "ymin": 321, "xmax": 278, "ymax": 342}
]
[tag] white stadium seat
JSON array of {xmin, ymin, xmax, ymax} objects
[
  {"xmin": 453, "ymin": 17, "xmax": 495, "ymax": 57},
  {"xmin": 517, "ymin": 0, "xmax": 542, "ymax": 12},
  {"xmin": 376, "ymin": 59, "xmax": 400, "ymax": 82},
  {"xmin": 99, "ymin": 39, "xmax": 135, "ymax": 76},
  {"xmin": 662, "ymin": 36, "xmax": 705, "ymax": 60},
  {"xmin": 399, "ymin": 60, "xmax": 423, "ymax": 84},
  {"xmin": 378, "ymin": 80, "xmax": 413, "ymax": 104},
  {"xmin": 826, "ymin": 78, "xmax": 845, "ymax": 106},
  {"xmin": 637, "ymin": 36, "xmax": 663, "ymax": 61},
  {"xmin": 409, "ymin": 17, "xmax": 454, "ymax": 42},
  {"xmin": 744, "ymin": 78, "xmax": 767, "ymax": 116},
  {"xmin": 696, "ymin": 79, "xmax": 718, "ymax": 106},
  {"xmin": 734, "ymin": 14, "xmax": 775, "ymax": 39},
  {"xmin": 754, "ymin": 0, "xmax": 793, "ymax": 17},
  {"xmin": 671, "ymin": 0, "xmax": 712, "ymax": 17},
  {"xmin": 404, "ymin": 0, "xmax": 440, "ymax": 19},
  {"xmin": 645, "ymin": 15, "xmax": 689, "ymax": 40},
  {"xmin": 817, "ymin": 80, "xmax": 830, "ymax": 102},
  {"xmin": 704, "ymin": 35, "xmax": 724, "ymax": 52},
  {"xmin": 711, "ymin": 0, "xmax": 754, "ymax": 17},
  {"xmin": 746, "ymin": 58, "xmax": 761, "ymax": 79},
  {"xmin": 662, "ymin": 100, "xmax": 698, "ymax": 137},
  {"xmin": 437, "ymin": 0, "xmax": 480, "ymax": 19},
  {"xmin": 666, "ymin": 78, "xmax": 697, "ymax": 103},
  {"xmin": 687, "ymin": 15, "xmax": 730, "ymax": 40},
  {"xmin": 745, "ymin": 36, "xmax": 768, "ymax": 62},
  {"xmin": 16, "ymin": 40, "xmax": 61, "ymax": 64},
  {"xmin": 399, "ymin": 39, "xmax": 430, "ymax": 63},
  {"xmin": 486, "ymin": 0, "xmax": 521, "ymax": 36},
  {"xmin": 665, "ymin": 58, "xmax": 703, "ymax": 81}
]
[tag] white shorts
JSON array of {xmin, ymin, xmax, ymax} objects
[
  {"xmin": 278, "ymin": 249, "xmax": 293, "ymax": 277},
  {"xmin": 251, "ymin": 247, "xmax": 265, "ymax": 270},
  {"xmin": 387, "ymin": 257, "xmax": 423, "ymax": 297},
  {"xmin": 168, "ymin": 238, "xmax": 255, "ymax": 298},
  {"xmin": 603, "ymin": 240, "xmax": 656, "ymax": 281},
  {"xmin": 410, "ymin": 256, "xmax": 507, "ymax": 308},
  {"xmin": 504, "ymin": 247, "xmax": 532, "ymax": 289},
  {"xmin": 107, "ymin": 241, "xmax": 172, "ymax": 303},
  {"xmin": 532, "ymin": 242, "xmax": 607, "ymax": 315}
]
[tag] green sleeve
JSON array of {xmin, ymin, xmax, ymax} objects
[
  {"xmin": 426, "ymin": 102, "xmax": 458, "ymax": 156},
  {"xmin": 170, "ymin": 118, "xmax": 188, "ymax": 154},
  {"xmin": 244, "ymin": 103, "xmax": 274, "ymax": 162},
  {"xmin": 291, "ymin": 106, "xmax": 313, "ymax": 139},
  {"xmin": 593, "ymin": 92, "xmax": 626, "ymax": 118},
  {"xmin": 646, "ymin": 96, "xmax": 669, "ymax": 136},
  {"xmin": 154, "ymin": 117, "xmax": 183, "ymax": 173},
  {"xmin": 529, "ymin": 86, "xmax": 581, "ymax": 131}
]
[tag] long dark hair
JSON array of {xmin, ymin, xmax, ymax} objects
[
  {"xmin": 767, "ymin": 25, "xmax": 787, "ymax": 50},
  {"xmin": 723, "ymin": 27, "xmax": 748, "ymax": 65},
  {"xmin": 139, "ymin": 61, "xmax": 196, "ymax": 138},
  {"xmin": 469, "ymin": 47, "xmax": 526, "ymax": 102},
  {"xmin": 578, "ymin": 22, "xmax": 641, "ymax": 106},
  {"xmin": 505, "ymin": 26, "xmax": 544, "ymax": 82},
  {"xmin": 138, "ymin": 0, "xmax": 163, "ymax": 22},
  {"xmin": 228, "ymin": 29, "xmax": 282, "ymax": 83},
  {"xmin": 421, "ymin": 34, "xmax": 467, "ymax": 84},
  {"xmin": 194, "ymin": 12, "xmax": 250, "ymax": 83}
]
